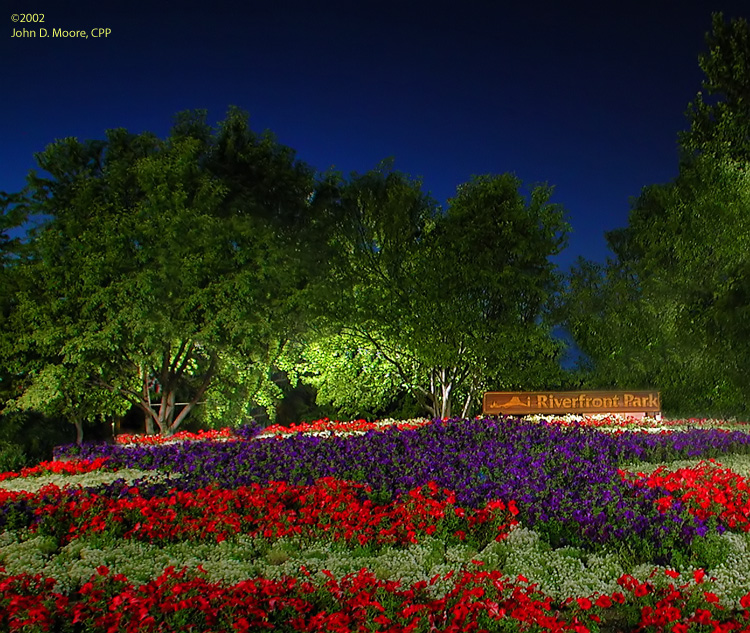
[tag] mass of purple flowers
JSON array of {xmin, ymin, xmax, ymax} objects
[{"xmin": 52, "ymin": 418, "xmax": 749, "ymax": 566}]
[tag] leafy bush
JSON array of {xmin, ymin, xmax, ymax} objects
[{"xmin": 0, "ymin": 441, "xmax": 28, "ymax": 473}]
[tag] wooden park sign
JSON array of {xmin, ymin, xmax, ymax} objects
[{"xmin": 482, "ymin": 390, "xmax": 661, "ymax": 416}]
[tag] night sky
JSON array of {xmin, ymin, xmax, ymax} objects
[{"xmin": 3, "ymin": 0, "xmax": 749, "ymax": 270}]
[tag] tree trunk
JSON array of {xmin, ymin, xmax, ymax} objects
[
  {"xmin": 428, "ymin": 368, "xmax": 454, "ymax": 419},
  {"xmin": 138, "ymin": 364, "xmax": 157, "ymax": 434},
  {"xmin": 440, "ymin": 369, "xmax": 452, "ymax": 419},
  {"xmin": 164, "ymin": 358, "xmax": 216, "ymax": 436},
  {"xmin": 74, "ymin": 419, "xmax": 84, "ymax": 445},
  {"xmin": 461, "ymin": 393, "xmax": 473, "ymax": 419},
  {"xmin": 158, "ymin": 389, "xmax": 176, "ymax": 436}
]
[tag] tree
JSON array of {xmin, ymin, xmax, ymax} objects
[
  {"xmin": 680, "ymin": 13, "xmax": 750, "ymax": 162},
  {"xmin": 8, "ymin": 108, "xmax": 334, "ymax": 437},
  {"xmin": 7, "ymin": 364, "xmax": 129, "ymax": 444},
  {"xmin": 289, "ymin": 162, "xmax": 438, "ymax": 416},
  {"xmin": 561, "ymin": 13, "xmax": 750, "ymax": 417},
  {"xmin": 0, "ymin": 191, "xmax": 30, "ymax": 408},
  {"xmin": 644, "ymin": 157, "xmax": 750, "ymax": 413},
  {"xmin": 562, "ymin": 155, "xmax": 750, "ymax": 416},
  {"xmin": 420, "ymin": 174, "xmax": 569, "ymax": 416},
  {"xmin": 298, "ymin": 167, "xmax": 569, "ymax": 419},
  {"xmin": 559, "ymin": 251, "xmax": 721, "ymax": 413},
  {"xmin": 0, "ymin": 193, "xmax": 85, "ymax": 455},
  {"xmin": 284, "ymin": 330, "xmax": 407, "ymax": 420}
]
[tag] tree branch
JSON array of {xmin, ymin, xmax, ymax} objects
[
  {"xmin": 168, "ymin": 354, "xmax": 217, "ymax": 434},
  {"xmin": 90, "ymin": 378, "xmax": 157, "ymax": 422},
  {"xmin": 170, "ymin": 340, "xmax": 195, "ymax": 380},
  {"xmin": 169, "ymin": 339, "xmax": 190, "ymax": 375},
  {"xmin": 173, "ymin": 341, "xmax": 196, "ymax": 381}
]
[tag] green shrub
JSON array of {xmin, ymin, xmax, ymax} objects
[{"xmin": 0, "ymin": 441, "xmax": 28, "ymax": 473}]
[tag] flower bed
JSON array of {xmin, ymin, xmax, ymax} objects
[
  {"xmin": 0, "ymin": 458, "xmax": 111, "ymax": 483},
  {"xmin": 112, "ymin": 417, "xmax": 434, "ymax": 446},
  {"xmin": 3, "ymin": 416, "xmax": 750, "ymax": 631},
  {"xmin": 114, "ymin": 428, "xmax": 236, "ymax": 446}
]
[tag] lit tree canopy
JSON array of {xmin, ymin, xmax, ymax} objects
[
  {"xmin": 7, "ymin": 108, "xmax": 335, "ymax": 437},
  {"xmin": 296, "ymin": 168, "xmax": 569, "ymax": 419}
]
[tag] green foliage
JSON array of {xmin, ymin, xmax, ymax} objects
[
  {"xmin": 680, "ymin": 13, "xmax": 750, "ymax": 162},
  {"xmin": 563, "ymin": 157, "xmax": 750, "ymax": 416},
  {"xmin": 690, "ymin": 531, "xmax": 732, "ymax": 569},
  {"xmin": 287, "ymin": 331, "xmax": 409, "ymax": 420},
  {"xmin": 0, "ymin": 410, "xmax": 75, "ymax": 464},
  {"xmin": 6, "ymin": 108, "xmax": 333, "ymax": 437},
  {"xmin": 411, "ymin": 174, "xmax": 570, "ymax": 411},
  {"xmin": 562, "ymin": 14, "xmax": 750, "ymax": 417},
  {"xmin": 0, "ymin": 441, "xmax": 27, "ymax": 473},
  {"xmin": 4, "ymin": 110, "xmax": 572, "ymax": 430},
  {"xmin": 6, "ymin": 363, "xmax": 128, "ymax": 444},
  {"xmin": 0, "ymin": 191, "xmax": 32, "ymax": 433},
  {"xmin": 299, "ymin": 167, "xmax": 570, "ymax": 419}
]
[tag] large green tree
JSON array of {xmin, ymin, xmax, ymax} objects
[
  {"xmin": 296, "ymin": 167, "xmax": 569, "ymax": 419},
  {"xmin": 680, "ymin": 13, "xmax": 750, "ymax": 162},
  {"xmin": 562, "ymin": 14, "xmax": 750, "ymax": 416},
  {"xmin": 0, "ymin": 192, "xmax": 30, "ymax": 408},
  {"xmin": 8, "ymin": 108, "xmax": 333, "ymax": 437}
]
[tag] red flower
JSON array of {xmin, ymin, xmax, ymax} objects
[
  {"xmin": 704, "ymin": 592, "xmax": 720, "ymax": 604},
  {"xmin": 617, "ymin": 574, "xmax": 639, "ymax": 591},
  {"xmin": 655, "ymin": 496, "xmax": 673, "ymax": 512},
  {"xmin": 576, "ymin": 597, "xmax": 592, "ymax": 610},
  {"xmin": 634, "ymin": 583, "xmax": 651, "ymax": 597},
  {"xmin": 692, "ymin": 609, "xmax": 713, "ymax": 625},
  {"xmin": 595, "ymin": 595, "xmax": 612, "ymax": 609}
]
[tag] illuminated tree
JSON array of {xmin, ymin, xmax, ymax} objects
[{"xmin": 9, "ymin": 108, "xmax": 333, "ymax": 436}]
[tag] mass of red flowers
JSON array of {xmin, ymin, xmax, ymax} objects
[
  {"xmin": 628, "ymin": 460, "xmax": 750, "ymax": 532},
  {"xmin": 3, "ymin": 478, "xmax": 519, "ymax": 548},
  {"xmin": 4, "ymin": 471, "xmax": 750, "ymax": 632},
  {"xmin": 112, "ymin": 418, "xmax": 433, "ymax": 446},
  {"xmin": 7, "ymin": 418, "xmax": 750, "ymax": 631},
  {"xmin": 114, "ymin": 428, "xmax": 236, "ymax": 445},
  {"xmin": 257, "ymin": 417, "xmax": 433, "ymax": 439},
  {"xmin": 0, "ymin": 458, "xmax": 110, "ymax": 483},
  {"xmin": 3, "ymin": 564, "xmax": 750, "ymax": 632}
]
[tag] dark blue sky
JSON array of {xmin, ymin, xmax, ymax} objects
[{"xmin": 3, "ymin": 0, "xmax": 748, "ymax": 270}]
